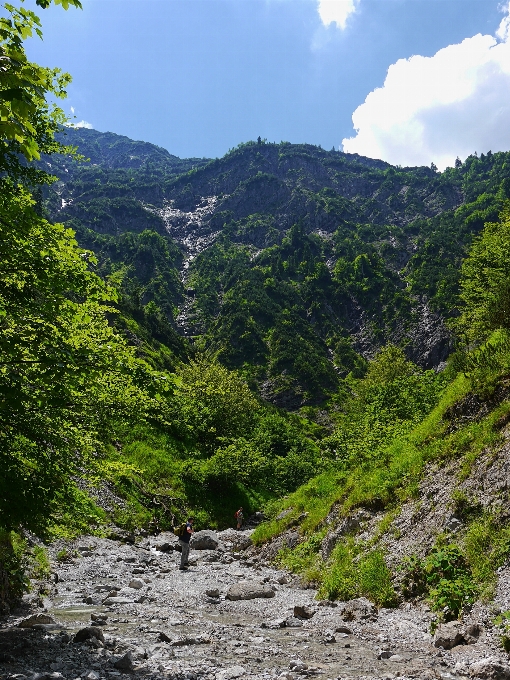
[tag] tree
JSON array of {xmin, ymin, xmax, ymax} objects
[
  {"xmin": 456, "ymin": 202, "xmax": 510, "ymax": 342},
  {"xmin": 0, "ymin": 183, "xmax": 164, "ymax": 532},
  {"xmin": 0, "ymin": 0, "xmax": 81, "ymax": 186}
]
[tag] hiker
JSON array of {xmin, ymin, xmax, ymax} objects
[
  {"xmin": 235, "ymin": 506, "xmax": 244, "ymax": 530},
  {"xmin": 179, "ymin": 517, "xmax": 194, "ymax": 570}
]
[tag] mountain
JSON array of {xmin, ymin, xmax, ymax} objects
[{"xmin": 42, "ymin": 130, "xmax": 510, "ymax": 407}]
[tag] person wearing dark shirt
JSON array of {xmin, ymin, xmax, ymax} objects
[{"xmin": 179, "ymin": 517, "xmax": 194, "ymax": 570}]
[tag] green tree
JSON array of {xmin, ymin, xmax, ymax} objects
[
  {"xmin": 456, "ymin": 202, "xmax": 510, "ymax": 342},
  {"xmin": 0, "ymin": 0, "xmax": 81, "ymax": 185},
  {"xmin": 172, "ymin": 359, "xmax": 259, "ymax": 452},
  {"xmin": 0, "ymin": 184, "xmax": 164, "ymax": 532}
]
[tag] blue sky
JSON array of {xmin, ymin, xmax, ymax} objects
[{"xmin": 24, "ymin": 0, "xmax": 509, "ymax": 167}]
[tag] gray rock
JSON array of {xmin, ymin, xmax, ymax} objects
[
  {"xmin": 216, "ymin": 666, "xmax": 246, "ymax": 680},
  {"xmin": 205, "ymin": 588, "xmax": 220, "ymax": 598},
  {"xmin": 469, "ymin": 657, "xmax": 510, "ymax": 679},
  {"xmin": 340, "ymin": 597, "xmax": 378, "ymax": 622},
  {"xmin": 434, "ymin": 621, "xmax": 465, "ymax": 649},
  {"xmin": 335, "ymin": 626, "xmax": 353, "ymax": 634},
  {"xmin": 190, "ymin": 530, "xmax": 219, "ymax": 550},
  {"xmin": 128, "ymin": 578, "xmax": 144, "ymax": 589},
  {"xmin": 113, "ymin": 651, "xmax": 135, "ymax": 671},
  {"xmin": 226, "ymin": 580, "xmax": 275, "ymax": 600},
  {"xmin": 322, "ymin": 629, "xmax": 336, "ymax": 643},
  {"xmin": 261, "ymin": 618, "xmax": 286, "ymax": 629},
  {"xmin": 102, "ymin": 596, "xmax": 134, "ymax": 605},
  {"xmin": 91, "ymin": 613, "xmax": 108, "ymax": 621},
  {"xmin": 464, "ymin": 623, "xmax": 482, "ymax": 644},
  {"xmin": 170, "ymin": 635, "xmax": 210, "ymax": 646},
  {"xmin": 18, "ymin": 614, "xmax": 56, "ymax": 628},
  {"xmin": 74, "ymin": 627, "xmax": 104, "ymax": 643},
  {"xmin": 285, "ymin": 617, "xmax": 303, "ymax": 627},
  {"xmin": 445, "ymin": 515, "xmax": 463, "ymax": 533},
  {"xmin": 293, "ymin": 604, "xmax": 316, "ymax": 619},
  {"xmin": 321, "ymin": 515, "xmax": 362, "ymax": 559},
  {"xmin": 276, "ymin": 508, "xmax": 293, "ymax": 521}
]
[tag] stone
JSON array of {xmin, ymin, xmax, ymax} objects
[
  {"xmin": 216, "ymin": 666, "xmax": 246, "ymax": 680},
  {"xmin": 128, "ymin": 578, "xmax": 144, "ymax": 589},
  {"xmin": 91, "ymin": 613, "xmax": 108, "ymax": 621},
  {"xmin": 322, "ymin": 630, "xmax": 336, "ymax": 643},
  {"xmin": 321, "ymin": 516, "xmax": 362, "ymax": 559},
  {"xmin": 83, "ymin": 672, "xmax": 100, "ymax": 680},
  {"xmin": 276, "ymin": 508, "xmax": 293, "ymax": 521},
  {"xmin": 469, "ymin": 657, "xmax": 510, "ymax": 680},
  {"xmin": 434, "ymin": 621, "xmax": 465, "ymax": 649},
  {"xmin": 226, "ymin": 580, "xmax": 275, "ymax": 600},
  {"xmin": 170, "ymin": 635, "xmax": 210, "ymax": 646},
  {"xmin": 102, "ymin": 596, "xmax": 134, "ymax": 605},
  {"xmin": 335, "ymin": 626, "xmax": 352, "ymax": 634},
  {"xmin": 293, "ymin": 604, "xmax": 316, "ymax": 619},
  {"xmin": 285, "ymin": 616, "xmax": 303, "ymax": 627},
  {"xmin": 113, "ymin": 651, "xmax": 135, "ymax": 671},
  {"xmin": 74, "ymin": 627, "xmax": 105, "ymax": 643},
  {"xmin": 158, "ymin": 631, "xmax": 172, "ymax": 643},
  {"xmin": 445, "ymin": 515, "xmax": 463, "ymax": 533},
  {"xmin": 340, "ymin": 598, "xmax": 378, "ymax": 622},
  {"xmin": 205, "ymin": 588, "xmax": 220, "ymax": 598},
  {"xmin": 261, "ymin": 618, "xmax": 286, "ymax": 629},
  {"xmin": 289, "ymin": 660, "xmax": 308, "ymax": 672},
  {"xmin": 464, "ymin": 623, "xmax": 482, "ymax": 644},
  {"xmin": 190, "ymin": 530, "xmax": 219, "ymax": 550},
  {"xmin": 18, "ymin": 614, "xmax": 56, "ymax": 628}
]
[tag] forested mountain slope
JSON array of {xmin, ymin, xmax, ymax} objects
[{"xmin": 44, "ymin": 129, "xmax": 510, "ymax": 407}]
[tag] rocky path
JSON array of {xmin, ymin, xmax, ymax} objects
[{"xmin": 0, "ymin": 530, "xmax": 508, "ymax": 680}]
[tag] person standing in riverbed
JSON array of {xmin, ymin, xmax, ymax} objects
[
  {"xmin": 235, "ymin": 507, "xmax": 244, "ymax": 530},
  {"xmin": 179, "ymin": 517, "xmax": 194, "ymax": 570}
]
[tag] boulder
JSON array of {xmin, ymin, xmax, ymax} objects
[
  {"xmin": 113, "ymin": 651, "xmax": 135, "ymax": 671},
  {"xmin": 226, "ymin": 581, "xmax": 275, "ymax": 601},
  {"xmin": 18, "ymin": 614, "xmax": 56, "ymax": 628},
  {"xmin": 128, "ymin": 578, "xmax": 144, "ymax": 589},
  {"xmin": 340, "ymin": 598, "xmax": 377, "ymax": 622},
  {"xmin": 74, "ymin": 626, "xmax": 104, "ymax": 643},
  {"xmin": 285, "ymin": 617, "xmax": 303, "ymax": 627},
  {"xmin": 190, "ymin": 530, "xmax": 219, "ymax": 550},
  {"xmin": 434, "ymin": 621, "xmax": 465, "ymax": 649},
  {"xmin": 205, "ymin": 588, "xmax": 220, "ymax": 598},
  {"xmin": 469, "ymin": 657, "xmax": 510, "ymax": 680},
  {"xmin": 102, "ymin": 596, "xmax": 134, "ymax": 605},
  {"xmin": 293, "ymin": 604, "xmax": 316, "ymax": 620}
]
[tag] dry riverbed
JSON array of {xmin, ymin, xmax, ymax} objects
[{"xmin": 0, "ymin": 530, "xmax": 508, "ymax": 680}]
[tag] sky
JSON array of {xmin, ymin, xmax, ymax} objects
[{"xmin": 21, "ymin": 0, "xmax": 510, "ymax": 169}]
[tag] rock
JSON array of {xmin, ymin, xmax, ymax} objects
[
  {"xmin": 102, "ymin": 596, "xmax": 134, "ymax": 605},
  {"xmin": 445, "ymin": 515, "xmax": 463, "ymax": 533},
  {"xmin": 226, "ymin": 581, "xmax": 275, "ymax": 600},
  {"xmin": 205, "ymin": 588, "xmax": 220, "ymax": 598},
  {"xmin": 261, "ymin": 618, "xmax": 286, "ymax": 629},
  {"xmin": 289, "ymin": 660, "xmax": 308, "ymax": 672},
  {"xmin": 321, "ymin": 515, "xmax": 362, "ymax": 559},
  {"xmin": 293, "ymin": 604, "xmax": 316, "ymax": 619},
  {"xmin": 434, "ymin": 621, "xmax": 465, "ymax": 649},
  {"xmin": 285, "ymin": 616, "xmax": 303, "ymax": 627},
  {"xmin": 231, "ymin": 533, "xmax": 252, "ymax": 551},
  {"xmin": 18, "ymin": 614, "xmax": 56, "ymax": 628},
  {"xmin": 464, "ymin": 623, "xmax": 482, "ymax": 644},
  {"xmin": 91, "ymin": 613, "xmax": 108, "ymax": 621},
  {"xmin": 170, "ymin": 635, "xmax": 210, "ymax": 646},
  {"xmin": 322, "ymin": 629, "xmax": 336, "ymax": 643},
  {"xmin": 317, "ymin": 599, "xmax": 337, "ymax": 607},
  {"xmin": 276, "ymin": 508, "xmax": 293, "ymax": 521},
  {"xmin": 335, "ymin": 626, "xmax": 353, "ymax": 634},
  {"xmin": 216, "ymin": 666, "xmax": 246, "ymax": 680},
  {"xmin": 190, "ymin": 530, "xmax": 219, "ymax": 550},
  {"xmin": 128, "ymin": 578, "xmax": 144, "ymax": 589},
  {"xmin": 469, "ymin": 657, "xmax": 510, "ymax": 679},
  {"xmin": 74, "ymin": 626, "xmax": 105, "ymax": 643},
  {"xmin": 378, "ymin": 649, "xmax": 393, "ymax": 660},
  {"xmin": 340, "ymin": 598, "xmax": 378, "ymax": 621},
  {"xmin": 113, "ymin": 651, "xmax": 135, "ymax": 671},
  {"xmin": 83, "ymin": 672, "xmax": 100, "ymax": 680},
  {"xmin": 158, "ymin": 631, "xmax": 172, "ymax": 643}
]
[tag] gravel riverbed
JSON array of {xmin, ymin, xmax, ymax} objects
[{"xmin": 1, "ymin": 531, "xmax": 509, "ymax": 680}]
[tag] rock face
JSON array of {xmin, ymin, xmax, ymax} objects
[
  {"xmin": 226, "ymin": 580, "xmax": 275, "ymax": 601},
  {"xmin": 190, "ymin": 530, "xmax": 219, "ymax": 550}
]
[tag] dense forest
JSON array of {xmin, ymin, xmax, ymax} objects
[{"xmin": 2, "ymin": 0, "xmax": 510, "ymax": 626}]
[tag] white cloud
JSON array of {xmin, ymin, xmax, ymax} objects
[
  {"xmin": 317, "ymin": 0, "xmax": 359, "ymax": 29},
  {"xmin": 72, "ymin": 120, "xmax": 93, "ymax": 129},
  {"xmin": 342, "ymin": 4, "xmax": 510, "ymax": 169}
]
